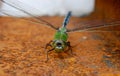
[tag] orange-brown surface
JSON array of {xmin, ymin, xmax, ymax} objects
[
  {"xmin": 0, "ymin": 0, "xmax": 120, "ymax": 76},
  {"xmin": 0, "ymin": 16, "xmax": 120, "ymax": 76}
]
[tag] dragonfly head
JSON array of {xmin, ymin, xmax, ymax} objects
[{"xmin": 53, "ymin": 40, "xmax": 66, "ymax": 51}]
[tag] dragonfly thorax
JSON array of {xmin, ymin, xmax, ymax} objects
[
  {"xmin": 59, "ymin": 27, "xmax": 67, "ymax": 32},
  {"xmin": 54, "ymin": 27, "xmax": 68, "ymax": 42}
]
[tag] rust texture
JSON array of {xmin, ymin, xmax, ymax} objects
[{"xmin": 0, "ymin": 0, "xmax": 120, "ymax": 76}]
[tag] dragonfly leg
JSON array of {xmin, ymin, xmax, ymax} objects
[
  {"xmin": 44, "ymin": 40, "xmax": 53, "ymax": 52},
  {"xmin": 44, "ymin": 40, "xmax": 54, "ymax": 62},
  {"xmin": 45, "ymin": 48, "xmax": 55, "ymax": 62},
  {"xmin": 67, "ymin": 41, "xmax": 73, "ymax": 55}
]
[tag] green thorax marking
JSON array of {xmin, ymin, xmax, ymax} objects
[{"xmin": 54, "ymin": 27, "xmax": 68, "ymax": 41}]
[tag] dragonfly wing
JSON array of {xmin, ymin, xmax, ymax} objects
[
  {"xmin": 0, "ymin": 0, "xmax": 58, "ymax": 30},
  {"xmin": 67, "ymin": 19, "xmax": 120, "ymax": 32},
  {"xmin": 67, "ymin": 0, "xmax": 120, "ymax": 32}
]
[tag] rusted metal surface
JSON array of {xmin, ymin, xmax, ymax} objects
[{"xmin": 0, "ymin": 0, "xmax": 120, "ymax": 76}]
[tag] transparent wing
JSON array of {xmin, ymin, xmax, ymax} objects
[
  {"xmin": 0, "ymin": 0, "xmax": 58, "ymax": 30},
  {"xmin": 67, "ymin": 17, "xmax": 120, "ymax": 33},
  {"xmin": 0, "ymin": 0, "xmax": 120, "ymax": 33},
  {"xmin": 66, "ymin": 0, "xmax": 120, "ymax": 32}
]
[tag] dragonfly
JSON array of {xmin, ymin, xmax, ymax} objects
[{"xmin": 0, "ymin": 0, "xmax": 120, "ymax": 62}]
